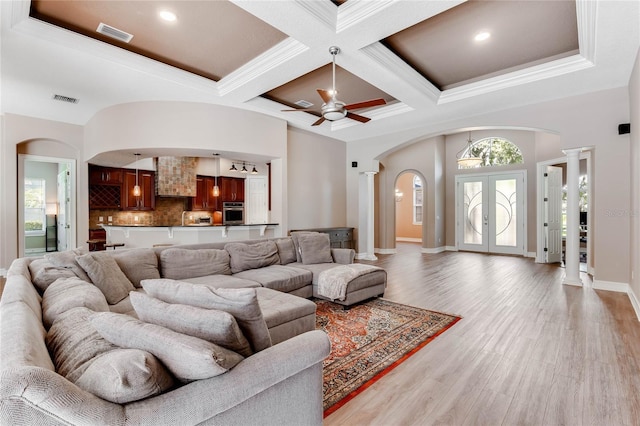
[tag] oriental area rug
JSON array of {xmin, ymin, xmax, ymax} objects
[{"xmin": 316, "ymin": 298, "xmax": 461, "ymax": 417}]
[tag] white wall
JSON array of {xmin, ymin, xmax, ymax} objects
[
  {"xmin": 629, "ymin": 47, "xmax": 640, "ymax": 316},
  {"xmin": 347, "ymin": 86, "xmax": 631, "ymax": 285},
  {"xmin": 287, "ymin": 127, "xmax": 346, "ymax": 231}
]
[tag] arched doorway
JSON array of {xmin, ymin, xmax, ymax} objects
[{"xmin": 395, "ymin": 171, "xmax": 423, "ymax": 244}]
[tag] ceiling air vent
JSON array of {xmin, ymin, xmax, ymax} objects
[
  {"xmin": 96, "ymin": 22, "xmax": 133, "ymax": 43},
  {"xmin": 294, "ymin": 100, "xmax": 314, "ymax": 108},
  {"xmin": 52, "ymin": 94, "xmax": 79, "ymax": 104}
]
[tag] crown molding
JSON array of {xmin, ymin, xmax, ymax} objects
[
  {"xmin": 337, "ymin": 0, "xmax": 396, "ymax": 33},
  {"xmin": 294, "ymin": 0, "xmax": 337, "ymax": 31},
  {"xmin": 217, "ymin": 38, "xmax": 309, "ymax": 97},
  {"xmin": 576, "ymin": 0, "xmax": 597, "ymax": 62}
]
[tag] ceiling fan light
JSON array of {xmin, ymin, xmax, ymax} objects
[{"xmin": 323, "ymin": 110, "xmax": 347, "ymax": 121}]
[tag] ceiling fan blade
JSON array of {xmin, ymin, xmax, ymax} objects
[
  {"xmin": 317, "ymin": 89, "xmax": 332, "ymax": 104},
  {"xmin": 281, "ymin": 108, "xmax": 315, "ymax": 112},
  {"xmin": 311, "ymin": 116, "xmax": 326, "ymax": 126},
  {"xmin": 344, "ymin": 98, "xmax": 386, "ymax": 110},
  {"xmin": 346, "ymin": 112, "xmax": 371, "ymax": 123}
]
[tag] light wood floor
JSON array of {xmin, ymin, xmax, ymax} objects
[{"xmin": 325, "ymin": 243, "xmax": 640, "ymax": 426}]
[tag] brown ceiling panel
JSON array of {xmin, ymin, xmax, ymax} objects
[
  {"xmin": 30, "ymin": 0, "xmax": 288, "ymax": 81},
  {"xmin": 264, "ymin": 64, "xmax": 396, "ymax": 116},
  {"xmin": 382, "ymin": 0, "xmax": 578, "ymax": 90}
]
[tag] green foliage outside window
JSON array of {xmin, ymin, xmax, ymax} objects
[{"xmin": 464, "ymin": 137, "xmax": 524, "ymax": 167}]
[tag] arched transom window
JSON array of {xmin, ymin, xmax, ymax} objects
[{"xmin": 458, "ymin": 137, "xmax": 524, "ymax": 169}]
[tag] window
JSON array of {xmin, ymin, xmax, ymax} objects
[
  {"xmin": 25, "ymin": 178, "xmax": 46, "ymax": 234},
  {"xmin": 413, "ymin": 175, "xmax": 422, "ymax": 224},
  {"xmin": 458, "ymin": 137, "xmax": 524, "ymax": 169}
]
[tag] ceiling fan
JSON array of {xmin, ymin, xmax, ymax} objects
[{"xmin": 282, "ymin": 46, "xmax": 386, "ymax": 126}]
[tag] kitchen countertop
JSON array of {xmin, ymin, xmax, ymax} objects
[{"xmin": 100, "ymin": 223, "xmax": 278, "ymax": 228}]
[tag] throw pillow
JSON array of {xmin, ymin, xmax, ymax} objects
[
  {"xmin": 224, "ymin": 240, "xmax": 280, "ymax": 274},
  {"xmin": 290, "ymin": 231, "xmax": 316, "ymax": 263},
  {"xmin": 45, "ymin": 248, "xmax": 92, "ymax": 283},
  {"xmin": 109, "ymin": 248, "xmax": 161, "ymax": 288},
  {"xmin": 141, "ymin": 279, "xmax": 272, "ymax": 352},
  {"xmin": 76, "ymin": 252, "xmax": 135, "ymax": 304},
  {"xmin": 46, "ymin": 307, "xmax": 120, "ymax": 382},
  {"xmin": 130, "ymin": 292, "xmax": 253, "ymax": 357},
  {"xmin": 91, "ymin": 312, "xmax": 244, "ymax": 382},
  {"xmin": 75, "ymin": 348, "xmax": 175, "ymax": 404},
  {"xmin": 42, "ymin": 277, "xmax": 110, "ymax": 329},
  {"xmin": 298, "ymin": 232, "xmax": 334, "ymax": 265},
  {"xmin": 46, "ymin": 307, "xmax": 174, "ymax": 403},
  {"xmin": 29, "ymin": 258, "xmax": 76, "ymax": 293},
  {"xmin": 275, "ymin": 238, "xmax": 297, "ymax": 265},
  {"xmin": 159, "ymin": 248, "xmax": 231, "ymax": 280}
]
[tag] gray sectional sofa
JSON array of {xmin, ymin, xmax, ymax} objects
[{"xmin": 0, "ymin": 232, "xmax": 386, "ymax": 425}]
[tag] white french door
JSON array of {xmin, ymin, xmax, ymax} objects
[{"xmin": 456, "ymin": 171, "xmax": 526, "ymax": 255}]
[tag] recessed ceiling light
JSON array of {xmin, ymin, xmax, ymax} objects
[
  {"xmin": 474, "ymin": 31, "xmax": 491, "ymax": 42},
  {"xmin": 159, "ymin": 10, "xmax": 177, "ymax": 22}
]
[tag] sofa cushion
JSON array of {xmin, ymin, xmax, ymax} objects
[
  {"xmin": 297, "ymin": 233, "xmax": 334, "ymax": 264},
  {"xmin": 45, "ymin": 248, "xmax": 92, "ymax": 283},
  {"xmin": 91, "ymin": 312, "xmax": 244, "ymax": 382},
  {"xmin": 76, "ymin": 252, "xmax": 135, "ymax": 304},
  {"xmin": 290, "ymin": 231, "xmax": 315, "ymax": 263},
  {"xmin": 42, "ymin": 277, "xmax": 110, "ymax": 329},
  {"xmin": 130, "ymin": 292, "xmax": 252, "ymax": 357},
  {"xmin": 28, "ymin": 258, "xmax": 76, "ymax": 293},
  {"xmin": 233, "ymin": 265, "xmax": 312, "ymax": 293},
  {"xmin": 225, "ymin": 240, "xmax": 280, "ymax": 274},
  {"xmin": 275, "ymin": 238, "xmax": 297, "ymax": 265},
  {"xmin": 75, "ymin": 348, "xmax": 175, "ymax": 404},
  {"xmin": 181, "ymin": 274, "xmax": 261, "ymax": 289},
  {"xmin": 109, "ymin": 248, "xmax": 161, "ymax": 288},
  {"xmin": 160, "ymin": 248, "xmax": 231, "ymax": 280},
  {"xmin": 141, "ymin": 279, "xmax": 272, "ymax": 352},
  {"xmin": 46, "ymin": 307, "xmax": 120, "ymax": 382}
]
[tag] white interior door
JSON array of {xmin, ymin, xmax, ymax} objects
[
  {"xmin": 245, "ymin": 176, "xmax": 268, "ymax": 224},
  {"xmin": 57, "ymin": 169, "xmax": 71, "ymax": 251},
  {"xmin": 544, "ymin": 166, "xmax": 563, "ymax": 263},
  {"xmin": 457, "ymin": 171, "xmax": 525, "ymax": 255}
]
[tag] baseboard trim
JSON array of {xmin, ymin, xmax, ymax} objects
[
  {"xmin": 627, "ymin": 286, "xmax": 640, "ymax": 322},
  {"xmin": 592, "ymin": 279, "xmax": 629, "ymax": 293},
  {"xmin": 526, "ymin": 251, "xmax": 536, "ymax": 258},
  {"xmin": 396, "ymin": 237, "xmax": 422, "ymax": 243},
  {"xmin": 374, "ymin": 248, "xmax": 397, "ymax": 254},
  {"xmin": 356, "ymin": 253, "xmax": 378, "ymax": 260},
  {"xmin": 421, "ymin": 246, "xmax": 446, "ymax": 254},
  {"xmin": 445, "ymin": 246, "xmax": 458, "ymax": 252}
]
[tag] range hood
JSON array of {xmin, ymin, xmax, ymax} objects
[{"xmin": 155, "ymin": 156, "xmax": 197, "ymax": 197}]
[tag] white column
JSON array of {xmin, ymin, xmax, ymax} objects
[
  {"xmin": 563, "ymin": 148, "xmax": 583, "ymax": 286},
  {"xmin": 357, "ymin": 171, "xmax": 377, "ymax": 260}
]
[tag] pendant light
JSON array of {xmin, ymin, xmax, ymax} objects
[
  {"xmin": 241, "ymin": 162, "xmax": 248, "ymax": 174},
  {"xmin": 251, "ymin": 165, "xmax": 258, "ymax": 174},
  {"xmin": 212, "ymin": 154, "xmax": 220, "ymax": 197},
  {"xmin": 133, "ymin": 153, "xmax": 141, "ymax": 196},
  {"xmin": 456, "ymin": 132, "xmax": 483, "ymax": 168}
]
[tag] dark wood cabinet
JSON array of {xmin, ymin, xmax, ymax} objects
[
  {"xmin": 89, "ymin": 166, "xmax": 122, "ymax": 185},
  {"xmin": 191, "ymin": 176, "xmax": 220, "ymax": 211},
  {"xmin": 123, "ymin": 170, "xmax": 155, "ymax": 211},
  {"xmin": 291, "ymin": 227, "xmax": 354, "ymax": 249},
  {"xmin": 220, "ymin": 176, "xmax": 244, "ymax": 202},
  {"xmin": 88, "ymin": 229, "xmax": 106, "ymax": 251}
]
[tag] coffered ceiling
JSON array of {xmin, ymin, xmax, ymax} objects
[{"xmin": 1, "ymin": 0, "xmax": 638, "ymax": 143}]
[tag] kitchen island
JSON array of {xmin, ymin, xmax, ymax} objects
[{"xmin": 101, "ymin": 224, "xmax": 280, "ymax": 248}]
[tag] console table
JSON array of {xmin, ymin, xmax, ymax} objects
[{"xmin": 291, "ymin": 227, "xmax": 354, "ymax": 249}]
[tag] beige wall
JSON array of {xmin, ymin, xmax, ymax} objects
[
  {"xmin": 286, "ymin": 127, "xmax": 346, "ymax": 231},
  {"xmin": 629, "ymin": 47, "xmax": 640, "ymax": 313},
  {"xmin": 395, "ymin": 173, "xmax": 422, "ymax": 240},
  {"xmin": 1, "ymin": 114, "xmax": 86, "ymax": 270}
]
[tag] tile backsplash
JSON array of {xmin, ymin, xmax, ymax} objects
[{"xmin": 89, "ymin": 197, "xmax": 213, "ymax": 228}]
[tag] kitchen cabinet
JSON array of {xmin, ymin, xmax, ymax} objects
[
  {"xmin": 123, "ymin": 170, "xmax": 155, "ymax": 211},
  {"xmin": 89, "ymin": 165, "xmax": 122, "ymax": 209},
  {"xmin": 220, "ymin": 176, "xmax": 244, "ymax": 202},
  {"xmin": 191, "ymin": 176, "xmax": 220, "ymax": 211},
  {"xmin": 89, "ymin": 166, "xmax": 122, "ymax": 185}
]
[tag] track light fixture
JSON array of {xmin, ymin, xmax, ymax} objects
[{"xmin": 229, "ymin": 161, "xmax": 258, "ymax": 174}]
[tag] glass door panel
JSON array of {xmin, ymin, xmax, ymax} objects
[
  {"xmin": 463, "ymin": 181, "xmax": 484, "ymax": 246},
  {"xmin": 493, "ymin": 178, "xmax": 517, "ymax": 247}
]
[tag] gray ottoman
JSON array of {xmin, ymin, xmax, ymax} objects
[{"xmin": 256, "ymin": 288, "xmax": 317, "ymax": 345}]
